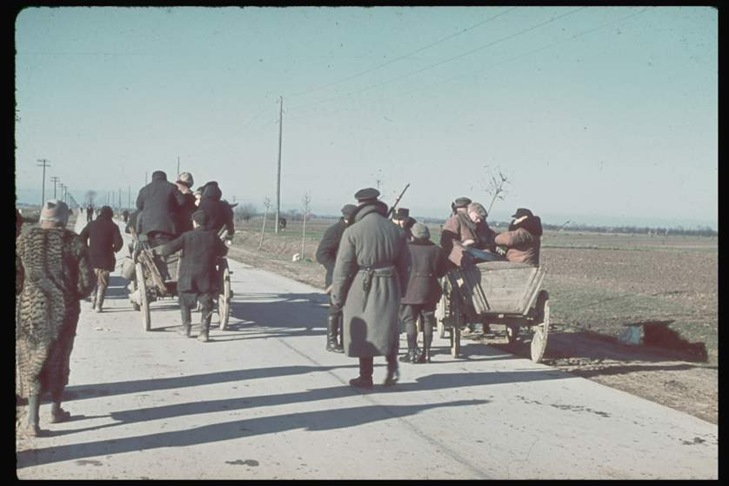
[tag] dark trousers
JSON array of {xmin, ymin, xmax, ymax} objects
[
  {"xmin": 358, "ymin": 353, "xmax": 398, "ymax": 379},
  {"xmin": 400, "ymin": 303, "xmax": 435, "ymax": 345},
  {"xmin": 179, "ymin": 292, "xmax": 214, "ymax": 330}
]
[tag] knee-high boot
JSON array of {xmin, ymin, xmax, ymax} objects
[
  {"xmin": 326, "ymin": 314, "xmax": 344, "ymax": 353},
  {"xmin": 198, "ymin": 304, "xmax": 212, "ymax": 342},
  {"xmin": 349, "ymin": 357, "xmax": 374, "ymax": 388},
  {"xmin": 178, "ymin": 305, "xmax": 192, "ymax": 337},
  {"xmin": 417, "ymin": 312, "xmax": 436, "ymax": 363}
]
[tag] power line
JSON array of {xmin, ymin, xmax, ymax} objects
[
  {"xmin": 286, "ymin": 7, "xmax": 518, "ymax": 99},
  {"xmin": 289, "ymin": 7, "xmax": 587, "ymax": 113}
]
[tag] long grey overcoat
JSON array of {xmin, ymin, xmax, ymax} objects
[{"xmin": 330, "ymin": 203, "xmax": 410, "ymax": 358}]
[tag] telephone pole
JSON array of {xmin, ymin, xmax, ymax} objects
[
  {"xmin": 50, "ymin": 176, "xmax": 60, "ymax": 199},
  {"xmin": 37, "ymin": 159, "xmax": 50, "ymax": 208},
  {"xmin": 275, "ymin": 96, "xmax": 283, "ymax": 234}
]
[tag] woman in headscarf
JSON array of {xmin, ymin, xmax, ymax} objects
[{"xmin": 16, "ymin": 199, "xmax": 96, "ymax": 437}]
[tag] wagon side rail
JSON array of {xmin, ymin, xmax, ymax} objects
[{"xmin": 449, "ymin": 261, "xmax": 546, "ymax": 317}]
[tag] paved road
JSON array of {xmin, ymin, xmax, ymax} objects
[{"xmin": 15, "ymin": 218, "xmax": 718, "ymax": 479}]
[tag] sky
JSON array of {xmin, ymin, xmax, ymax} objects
[{"xmin": 13, "ymin": 6, "xmax": 718, "ymax": 230}]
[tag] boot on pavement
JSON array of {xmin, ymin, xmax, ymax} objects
[{"xmin": 326, "ymin": 314, "xmax": 344, "ymax": 353}]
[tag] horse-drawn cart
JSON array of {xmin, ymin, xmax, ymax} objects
[
  {"xmin": 435, "ymin": 258, "xmax": 550, "ymax": 363},
  {"xmin": 125, "ymin": 238, "xmax": 232, "ymax": 332}
]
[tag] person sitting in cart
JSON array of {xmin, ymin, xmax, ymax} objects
[
  {"xmin": 399, "ymin": 222, "xmax": 449, "ymax": 364},
  {"xmin": 494, "ymin": 207, "xmax": 543, "ymax": 266},
  {"xmin": 198, "ymin": 180, "xmax": 235, "ymax": 240},
  {"xmin": 157, "ymin": 210, "xmax": 229, "ymax": 342},
  {"xmin": 440, "ymin": 200, "xmax": 498, "ymax": 265},
  {"xmin": 135, "ymin": 170, "xmax": 188, "ymax": 247}
]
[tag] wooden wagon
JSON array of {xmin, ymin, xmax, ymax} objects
[
  {"xmin": 126, "ymin": 236, "xmax": 232, "ymax": 332},
  {"xmin": 435, "ymin": 259, "xmax": 550, "ymax": 363}
]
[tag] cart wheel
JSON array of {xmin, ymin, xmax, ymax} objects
[
  {"xmin": 136, "ymin": 262, "xmax": 151, "ymax": 331},
  {"xmin": 450, "ymin": 325, "xmax": 461, "ymax": 358},
  {"xmin": 530, "ymin": 290, "xmax": 550, "ymax": 363},
  {"xmin": 218, "ymin": 263, "xmax": 231, "ymax": 330},
  {"xmin": 506, "ymin": 324, "xmax": 520, "ymax": 344}
]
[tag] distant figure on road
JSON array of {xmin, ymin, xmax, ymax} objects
[
  {"xmin": 135, "ymin": 170, "xmax": 187, "ymax": 247},
  {"xmin": 79, "ymin": 205, "xmax": 124, "ymax": 313},
  {"xmin": 278, "ymin": 217, "xmax": 287, "ymax": 231},
  {"xmin": 157, "ymin": 210, "xmax": 228, "ymax": 342},
  {"xmin": 16, "ymin": 199, "xmax": 96, "ymax": 437},
  {"xmin": 494, "ymin": 207, "xmax": 543, "ymax": 266},
  {"xmin": 398, "ymin": 222, "xmax": 449, "ymax": 364},
  {"xmin": 86, "ymin": 204, "xmax": 94, "ymax": 223},
  {"xmin": 330, "ymin": 187, "xmax": 410, "ymax": 388},
  {"xmin": 122, "ymin": 209, "xmax": 129, "ymax": 223},
  {"xmin": 315, "ymin": 203, "xmax": 358, "ymax": 353}
]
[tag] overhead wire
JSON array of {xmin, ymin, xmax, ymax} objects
[
  {"xmin": 285, "ymin": 7, "xmax": 518, "ymax": 99},
  {"xmin": 287, "ymin": 6, "xmax": 587, "ymax": 114}
]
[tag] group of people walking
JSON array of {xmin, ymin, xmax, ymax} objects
[
  {"xmin": 15, "ymin": 170, "xmax": 237, "ymax": 437},
  {"xmin": 316, "ymin": 189, "xmax": 542, "ymax": 389}
]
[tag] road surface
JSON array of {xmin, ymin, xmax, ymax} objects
[{"xmin": 15, "ymin": 218, "xmax": 718, "ymax": 479}]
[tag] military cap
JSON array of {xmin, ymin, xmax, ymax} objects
[
  {"xmin": 354, "ymin": 187, "xmax": 380, "ymax": 203},
  {"xmin": 341, "ymin": 204, "xmax": 358, "ymax": 218}
]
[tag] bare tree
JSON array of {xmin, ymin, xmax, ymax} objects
[
  {"xmin": 258, "ymin": 197, "xmax": 271, "ymax": 250},
  {"xmin": 235, "ymin": 203, "xmax": 257, "ymax": 223},
  {"xmin": 480, "ymin": 165, "xmax": 510, "ymax": 215},
  {"xmin": 372, "ymin": 168, "xmax": 384, "ymax": 192},
  {"xmin": 300, "ymin": 191, "xmax": 311, "ymax": 259}
]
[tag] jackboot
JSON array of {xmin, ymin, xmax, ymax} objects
[
  {"xmin": 326, "ymin": 314, "xmax": 344, "ymax": 353},
  {"xmin": 417, "ymin": 312, "xmax": 436, "ymax": 363},
  {"xmin": 384, "ymin": 352, "xmax": 399, "ymax": 386},
  {"xmin": 198, "ymin": 308, "xmax": 212, "ymax": 342},
  {"xmin": 350, "ymin": 357, "xmax": 374, "ymax": 388},
  {"xmin": 178, "ymin": 305, "xmax": 192, "ymax": 337},
  {"xmin": 399, "ymin": 333, "xmax": 420, "ymax": 363}
]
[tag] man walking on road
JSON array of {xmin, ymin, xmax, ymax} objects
[
  {"xmin": 330, "ymin": 187, "xmax": 410, "ymax": 388},
  {"xmin": 79, "ymin": 205, "xmax": 124, "ymax": 313},
  {"xmin": 157, "ymin": 210, "xmax": 228, "ymax": 342},
  {"xmin": 315, "ymin": 203, "xmax": 358, "ymax": 353}
]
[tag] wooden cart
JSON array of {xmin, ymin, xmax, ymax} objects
[
  {"xmin": 434, "ymin": 260, "xmax": 550, "ymax": 363},
  {"xmin": 127, "ymin": 239, "xmax": 232, "ymax": 332}
]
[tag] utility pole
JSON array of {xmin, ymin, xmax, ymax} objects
[
  {"xmin": 128, "ymin": 186, "xmax": 131, "ymax": 209},
  {"xmin": 50, "ymin": 176, "xmax": 60, "ymax": 199},
  {"xmin": 275, "ymin": 96, "xmax": 283, "ymax": 234},
  {"xmin": 177, "ymin": 156, "xmax": 180, "ymax": 177},
  {"xmin": 37, "ymin": 159, "xmax": 50, "ymax": 208}
]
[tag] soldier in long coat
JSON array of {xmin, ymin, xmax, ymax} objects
[
  {"xmin": 158, "ymin": 210, "xmax": 228, "ymax": 342},
  {"xmin": 16, "ymin": 200, "xmax": 96, "ymax": 437},
  {"xmin": 315, "ymin": 203, "xmax": 358, "ymax": 353},
  {"xmin": 330, "ymin": 188, "xmax": 410, "ymax": 388}
]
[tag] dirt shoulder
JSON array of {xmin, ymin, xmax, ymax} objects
[{"xmin": 226, "ymin": 245, "xmax": 718, "ymax": 425}]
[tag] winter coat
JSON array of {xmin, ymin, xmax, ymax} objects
[
  {"xmin": 401, "ymin": 239, "xmax": 449, "ymax": 309},
  {"xmin": 79, "ymin": 207, "xmax": 124, "ymax": 271},
  {"xmin": 440, "ymin": 208, "xmax": 497, "ymax": 255},
  {"xmin": 16, "ymin": 227, "xmax": 96, "ymax": 399},
  {"xmin": 315, "ymin": 218, "xmax": 348, "ymax": 288},
  {"xmin": 158, "ymin": 226, "xmax": 228, "ymax": 297},
  {"xmin": 331, "ymin": 202, "xmax": 410, "ymax": 358},
  {"xmin": 135, "ymin": 172, "xmax": 187, "ymax": 237},
  {"xmin": 494, "ymin": 216, "xmax": 543, "ymax": 265},
  {"xmin": 176, "ymin": 192, "xmax": 198, "ymax": 234},
  {"xmin": 198, "ymin": 182, "xmax": 235, "ymax": 236}
]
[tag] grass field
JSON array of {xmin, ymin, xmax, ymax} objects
[{"xmin": 230, "ymin": 216, "xmax": 718, "ymax": 365}]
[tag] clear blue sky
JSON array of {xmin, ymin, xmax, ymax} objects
[{"xmin": 14, "ymin": 6, "xmax": 718, "ymax": 230}]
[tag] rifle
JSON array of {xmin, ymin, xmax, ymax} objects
[{"xmin": 386, "ymin": 183, "xmax": 410, "ymax": 218}]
